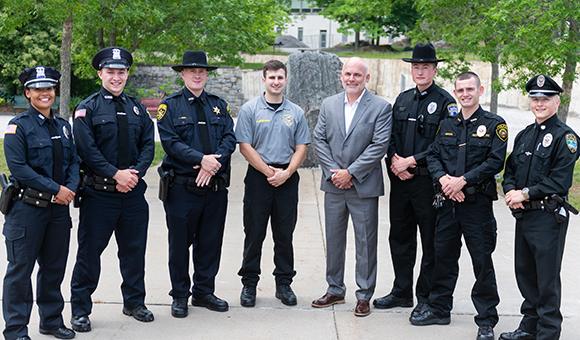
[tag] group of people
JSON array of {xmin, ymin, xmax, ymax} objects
[{"xmin": 1, "ymin": 42, "xmax": 577, "ymax": 340}]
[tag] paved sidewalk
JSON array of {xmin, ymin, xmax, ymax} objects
[{"xmin": 0, "ymin": 148, "xmax": 579, "ymax": 340}]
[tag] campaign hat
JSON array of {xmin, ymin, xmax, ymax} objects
[
  {"xmin": 402, "ymin": 42, "xmax": 446, "ymax": 63},
  {"xmin": 171, "ymin": 50, "xmax": 218, "ymax": 71},
  {"xmin": 18, "ymin": 66, "xmax": 61, "ymax": 88}
]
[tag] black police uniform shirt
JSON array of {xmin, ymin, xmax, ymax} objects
[
  {"xmin": 427, "ymin": 105, "xmax": 508, "ymax": 185},
  {"xmin": 73, "ymin": 87, "xmax": 155, "ymax": 178},
  {"xmin": 503, "ymin": 114, "xmax": 579, "ymax": 198},
  {"xmin": 156, "ymin": 87, "xmax": 236, "ymax": 177},
  {"xmin": 4, "ymin": 106, "xmax": 80, "ymax": 194},
  {"xmin": 387, "ymin": 82, "xmax": 457, "ymax": 165}
]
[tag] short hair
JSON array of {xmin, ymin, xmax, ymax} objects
[
  {"xmin": 263, "ymin": 60, "xmax": 287, "ymax": 78},
  {"xmin": 455, "ymin": 71, "xmax": 481, "ymax": 88}
]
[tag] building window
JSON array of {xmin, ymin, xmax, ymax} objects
[
  {"xmin": 320, "ymin": 30, "xmax": 327, "ymax": 48},
  {"xmin": 298, "ymin": 27, "xmax": 303, "ymax": 41}
]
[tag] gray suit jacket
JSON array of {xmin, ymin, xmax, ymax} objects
[{"xmin": 313, "ymin": 90, "xmax": 392, "ymax": 198}]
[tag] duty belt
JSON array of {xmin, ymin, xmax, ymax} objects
[
  {"xmin": 173, "ymin": 174, "xmax": 226, "ymax": 194},
  {"xmin": 19, "ymin": 187, "xmax": 53, "ymax": 208},
  {"xmin": 407, "ymin": 166, "xmax": 429, "ymax": 176},
  {"xmin": 522, "ymin": 200, "xmax": 544, "ymax": 211},
  {"xmin": 83, "ymin": 174, "xmax": 118, "ymax": 192}
]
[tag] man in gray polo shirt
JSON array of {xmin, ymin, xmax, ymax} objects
[{"xmin": 235, "ymin": 60, "xmax": 311, "ymax": 307}]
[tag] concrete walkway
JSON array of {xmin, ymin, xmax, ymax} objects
[{"xmin": 0, "ymin": 104, "xmax": 579, "ymax": 339}]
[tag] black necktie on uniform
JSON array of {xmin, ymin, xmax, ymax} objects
[
  {"xmin": 113, "ymin": 96, "xmax": 130, "ymax": 169},
  {"xmin": 46, "ymin": 118, "xmax": 63, "ymax": 185},
  {"xmin": 517, "ymin": 124, "xmax": 540, "ymax": 188},
  {"xmin": 194, "ymin": 97, "xmax": 212, "ymax": 155},
  {"xmin": 402, "ymin": 91, "xmax": 419, "ymax": 157},
  {"xmin": 455, "ymin": 119, "xmax": 468, "ymax": 176}
]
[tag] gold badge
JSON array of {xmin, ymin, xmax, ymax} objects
[
  {"xmin": 477, "ymin": 125, "xmax": 486, "ymax": 137},
  {"xmin": 543, "ymin": 133, "xmax": 553, "ymax": 148},
  {"xmin": 495, "ymin": 124, "xmax": 508, "ymax": 142},
  {"xmin": 537, "ymin": 75, "xmax": 545, "ymax": 88},
  {"xmin": 566, "ymin": 133, "xmax": 577, "ymax": 153},
  {"xmin": 213, "ymin": 106, "xmax": 220, "ymax": 115},
  {"xmin": 157, "ymin": 104, "xmax": 167, "ymax": 121}
]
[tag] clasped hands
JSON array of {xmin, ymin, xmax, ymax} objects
[{"xmin": 439, "ymin": 174, "xmax": 466, "ymax": 202}]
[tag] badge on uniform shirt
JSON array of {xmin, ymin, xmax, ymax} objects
[
  {"xmin": 566, "ymin": 133, "xmax": 577, "ymax": 153},
  {"xmin": 5, "ymin": 124, "xmax": 17, "ymax": 134},
  {"xmin": 63, "ymin": 126, "xmax": 70, "ymax": 139},
  {"xmin": 477, "ymin": 125, "xmax": 486, "ymax": 137},
  {"xmin": 75, "ymin": 108, "xmax": 86, "ymax": 119},
  {"xmin": 427, "ymin": 102, "xmax": 437, "ymax": 114},
  {"xmin": 447, "ymin": 103, "xmax": 458, "ymax": 116},
  {"xmin": 157, "ymin": 104, "xmax": 167, "ymax": 121},
  {"xmin": 495, "ymin": 124, "xmax": 508, "ymax": 142},
  {"xmin": 283, "ymin": 114, "xmax": 294, "ymax": 127},
  {"xmin": 543, "ymin": 133, "xmax": 553, "ymax": 148},
  {"xmin": 537, "ymin": 75, "xmax": 545, "ymax": 87},
  {"xmin": 213, "ymin": 106, "xmax": 220, "ymax": 115},
  {"xmin": 133, "ymin": 106, "xmax": 139, "ymax": 115}
]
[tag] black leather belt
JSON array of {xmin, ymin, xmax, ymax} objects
[
  {"xmin": 174, "ymin": 174, "xmax": 226, "ymax": 194},
  {"xmin": 20, "ymin": 187, "xmax": 53, "ymax": 208},
  {"xmin": 83, "ymin": 175, "xmax": 117, "ymax": 192},
  {"xmin": 267, "ymin": 163, "xmax": 289, "ymax": 170},
  {"xmin": 522, "ymin": 200, "xmax": 544, "ymax": 211},
  {"xmin": 407, "ymin": 166, "xmax": 429, "ymax": 176}
]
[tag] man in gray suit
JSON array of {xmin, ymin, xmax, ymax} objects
[{"xmin": 311, "ymin": 57, "xmax": 392, "ymax": 317}]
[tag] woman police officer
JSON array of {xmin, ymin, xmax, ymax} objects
[{"xmin": 2, "ymin": 66, "xmax": 79, "ymax": 340}]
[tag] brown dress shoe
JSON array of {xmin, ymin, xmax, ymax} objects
[
  {"xmin": 354, "ymin": 299, "xmax": 370, "ymax": 317},
  {"xmin": 312, "ymin": 293, "xmax": 345, "ymax": 308}
]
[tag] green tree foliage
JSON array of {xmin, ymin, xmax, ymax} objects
[
  {"xmin": 0, "ymin": 13, "xmax": 61, "ymax": 93},
  {"xmin": 413, "ymin": 0, "xmax": 580, "ymax": 122}
]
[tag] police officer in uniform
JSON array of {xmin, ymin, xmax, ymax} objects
[
  {"xmin": 157, "ymin": 50, "xmax": 236, "ymax": 318},
  {"xmin": 236, "ymin": 60, "xmax": 311, "ymax": 307},
  {"xmin": 501, "ymin": 75, "xmax": 579, "ymax": 340},
  {"xmin": 410, "ymin": 72, "xmax": 506, "ymax": 340},
  {"xmin": 3, "ymin": 66, "xmax": 78, "ymax": 340},
  {"xmin": 374, "ymin": 42, "xmax": 457, "ymax": 317},
  {"xmin": 70, "ymin": 47, "xmax": 155, "ymax": 331}
]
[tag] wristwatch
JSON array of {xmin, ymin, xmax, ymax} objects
[{"xmin": 521, "ymin": 187, "xmax": 530, "ymax": 200}]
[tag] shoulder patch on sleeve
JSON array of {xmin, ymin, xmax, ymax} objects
[
  {"xmin": 75, "ymin": 109, "xmax": 86, "ymax": 119},
  {"xmin": 226, "ymin": 105, "xmax": 232, "ymax": 118},
  {"xmin": 496, "ymin": 124, "xmax": 508, "ymax": 142},
  {"xmin": 447, "ymin": 103, "xmax": 458, "ymax": 116},
  {"xmin": 566, "ymin": 133, "xmax": 577, "ymax": 153},
  {"xmin": 157, "ymin": 104, "xmax": 167, "ymax": 121},
  {"xmin": 5, "ymin": 124, "xmax": 17, "ymax": 134}
]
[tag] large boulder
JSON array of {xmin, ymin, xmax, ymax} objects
[{"xmin": 285, "ymin": 51, "xmax": 343, "ymax": 167}]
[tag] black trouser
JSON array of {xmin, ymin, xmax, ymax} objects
[
  {"xmin": 387, "ymin": 171, "xmax": 436, "ymax": 303},
  {"xmin": 428, "ymin": 193, "xmax": 499, "ymax": 327},
  {"xmin": 515, "ymin": 209, "xmax": 568, "ymax": 340},
  {"xmin": 71, "ymin": 180, "xmax": 149, "ymax": 316},
  {"xmin": 164, "ymin": 183, "xmax": 228, "ymax": 299},
  {"xmin": 3, "ymin": 201, "xmax": 71, "ymax": 340},
  {"xmin": 238, "ymin": 164, "xmax": 299, "ymax": 287}
]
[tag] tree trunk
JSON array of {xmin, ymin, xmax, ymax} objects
[
  {"xmin": 109, "ymin": 28, "xmax": 117, "ymax": 46},
  {"xmin": 490, "ymin": 62, "xmax": 499, "ymax": 114},
  {"xmin": 354, "ymin": 30, "xmax": 360, "ymax": 54},
  {"xmin": 59, "ymin": 10, "xmax": 73, "ymax": 121},
  {"xmin": 558, "ymin": 17, "xmax": 579, "ymax": 124},
  {"xmin": 98, "ymin": 28, "xmax": 105, "ymax": 50}
]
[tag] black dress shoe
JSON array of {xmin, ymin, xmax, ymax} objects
[
  {"xmin": 16, "ymin": 336, "xmax": 31, "ymax": 340},
  {"xmin": 499, "ymin": 329, "xmax": 536, "ymax": 340},
  {"xmin": 373, "ymin": 293, "xmax": 413, "ymax": 309},
  {"xmin": 477, "ymin": 325, "xmax": 494, "ymax": 340},
  {"xmin": 240, "ymin": 285, "xmax": 256, "ymax": 307},
  {"xmin": 191, "ymin": 294, "xmax": 229, "ymax": 312},
  {"xmin": 171, "ymin": 297, "xmax": 188, "ymax": 318},
  {"xmin": 411, "ymin": 302, "xmax": 429, "ymax": 318},
  {"xmin": 122, "ymin": 305, "xmax": 154, "ymax": 322},
  {"xmin": 409, "ymin": 309, "xmax": 450, "ymax": 326},
  {"xmin": 275, "ymin": 284, "xmax": 297, "ymax": 306},
  {"xmin": 70, "ymin": 315, "xmax": 91, "ymax": 332},
  {"xmin": 39, "ymin": 326, "xmax": 76, "ymax": 339}
]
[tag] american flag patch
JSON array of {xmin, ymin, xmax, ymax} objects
[
  {"xmin": 75, "ymin": 109, "xmax": 86, "ymax": 119},
  {"xmin": 5, "ymin": 124, "xmax": 17, "ymax": 134}
]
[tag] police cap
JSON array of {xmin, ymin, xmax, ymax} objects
[
  {"xmin": 92, "ymin": 46, "xmax": 133, "ymax": 70},
  {"xmin": 526, "ymin": 74, "xmax": 564, "ymax": 97},
  {"xmin": 18, "ymin": 66, "xmax": 61, "ymax": 88}
]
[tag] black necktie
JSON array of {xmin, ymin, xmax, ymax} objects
[
  {"xmin": 46, "ymin": 118, "xmax": 63, "ymax": 185},
  {"xmin": 402, "ymin": 91, "xmax": 419, "ymax": 157},
  {"xmin": 194, "ymin": 97, "xmax": 212, "ymax": 155},
  {"xmin": 517, "ymin": 124, "xmax": 540, "ymax": 188},
  {"xmin": 113, "ymin": 96, "xmax": 130, "ymax": 169},
  {"xmin": 455, "ymin": 119, "xmax": 468, "ymax": 176}
]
